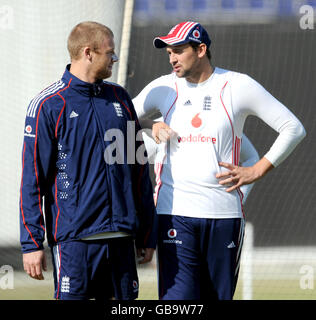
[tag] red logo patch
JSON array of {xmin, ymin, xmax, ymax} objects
[
  {"xmin": 133, "ymin": 280, "xmax": 138, "ymax": 289},
  {"xmin": 25, "ymin": 125, "xmax": 32, "ymax": 133},
  {"xmin": 192, "ymin": 30, "xmax": 200, "ymax": 39},
  {"xmin": 167, "ymin": 229, "xmax": 177, "ymax": 238},
  {"xmin": 191, "ymin": 113, "xmax": 202, "ymax": 128}
]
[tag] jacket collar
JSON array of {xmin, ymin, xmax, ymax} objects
[{"xmin": 62, "ymin": 64, "xmax": 103, "ymax": 96}]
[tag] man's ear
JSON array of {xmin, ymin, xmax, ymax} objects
[
  {"xmin": 83, "ymin": 47, "xmax": 92, "ymax": 62},
  {"xmin": 198, "ymin": 43, "xmax": 207, "ymax": 58}
]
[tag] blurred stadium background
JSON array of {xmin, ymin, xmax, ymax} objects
[{"xmin": 0, "ymin": 0, "xmax": 315, "ymax": 300}]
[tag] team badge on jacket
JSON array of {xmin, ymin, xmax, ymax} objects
[{"xmin": 113, "ymin": 102, "xmax": 123, "ymax": 117}]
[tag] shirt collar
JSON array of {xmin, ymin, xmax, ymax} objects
[{"xmin": 62, "ymin": 64, "xmax": 103, "ymax": 96}]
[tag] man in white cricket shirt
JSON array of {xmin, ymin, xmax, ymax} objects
[{"xmin": 133, "ymin": 21, "xmax": 306, "ymax": 300}]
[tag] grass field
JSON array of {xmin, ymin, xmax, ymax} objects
[
  {"xmin": 0, "ymin": 272, "xmax": 315, "ymax": 300},
  {"xmin": 1, "ymin": 246, "xmax": 315, "ymax": 300}
]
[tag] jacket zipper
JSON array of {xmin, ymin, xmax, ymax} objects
[{"xmin": 89, "ymin": 96, "xmax": 113, "ymax": 216}]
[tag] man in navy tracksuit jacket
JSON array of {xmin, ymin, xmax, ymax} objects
[{"xmin": 20, "ymin": 22, "xmax": 157, "ymax": 300}]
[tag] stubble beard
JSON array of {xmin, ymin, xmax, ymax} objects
[{"xmin": 175, "ymin": 67, "xmax": 192, "ymax": 79}]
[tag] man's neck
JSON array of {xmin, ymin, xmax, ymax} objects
[
  {"xmin": 185, "ymin": 63, "xmax": 214, "ymax": 84},
  {"xmin": 69, "ymin": 62, "xmax": 96, "ymax": 84}
]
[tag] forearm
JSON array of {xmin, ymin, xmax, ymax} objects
[
  {"xmin": 264, "ymin": 121, "xmax": 306, "ymax": 167},
  {"xmin": 241, "ymin": 157, "xmax": 274, "ymax": 201},
  {"xmin": 252, "ymin": 157, "xmax": 274, "ymax": 180}
]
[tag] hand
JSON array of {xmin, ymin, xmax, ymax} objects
[
  {"xmin": 23, "ymin": 250, "xmax": 47, "ymax": 280},
  {"xmin": 136, "ymin": 248, "xmax": 155, "ymax": 264},
  {"xmin": 152, "ymin": 122, "xmax": 177, "ymax": 144},
  {"xmin": 216, "ymin": 158, "xmax": 274, "ymax": 192}
]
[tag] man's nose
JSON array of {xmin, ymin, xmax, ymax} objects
[
  {"xmin": 169, "ymin": 53, "xmax": 177, "ymax": 64},
  {"xmin": 112, "ymin": 53, "xmax": 119, "ymax": 62}
]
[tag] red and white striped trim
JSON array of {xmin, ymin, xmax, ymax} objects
[
  {"xmin": 20, "ymin": 142, "xmax": 40, "ymax": 249},
  {"xmin": 153, "ymin": 82, "xmax": 177, "ymax": 205},
  {"xmin": 234, "ymin": 136, "xmax": 242, "ymax": 166},
  {"xmin": 153, "ymin": 162, "xmax": 164, "ymax": 205},
  {"xmin": 27, "ymin": 80, "xmax": 66, "ymax": 118},
  {"xmin": 53, "ymin": 244, "xmax": 62, "ymax": 299},
  {"xmin": 155, "ymin": 21, "xmax": 198, "ymax": 46},
  {"xmin": 220, "ymin": 81, "xmax": 245, "ymax": 217}
]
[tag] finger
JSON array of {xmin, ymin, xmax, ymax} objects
[
  {"xmin": 219, "ymin": 177, "xmax": 236, "ymax": 186},
  {"xmin": 152, "ymin": 130, "xmax": 161, "ymax": 144},
  {"xmin": 23, "ymin": 261, "xmax": 28, "ymax": 272},
  {"xmin": 30, "ymin": 264, "xmax": 38, "ymax": 279},
  {"xmin": 216, "ymin": 171, "xmax": 232, "ymax": 179},
  {"xmin": 24, "ymin": 263, "xmax": 32, "ymax": 277},
  {"xmin": 225, "ymin": 184, "xmax": 239, "ymax": 193},
  {"xmin": 35, "ymin": 264, "xmax": 44, "ymax": 280},
  {"xmin": 159, "ymin": 129, "xmax": 171, "ymax": 142},
  {"xmin": 225, "ymin": 180, "xmax": 243, "ymax": 193},
  {"xmin": 219, "ymin": 162, "xmax": 235, "ymax": 170}
]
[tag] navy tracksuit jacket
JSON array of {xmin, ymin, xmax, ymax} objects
[{"xmin": 20, "ymin": 65, "xmax": 157, "ymax": 253}]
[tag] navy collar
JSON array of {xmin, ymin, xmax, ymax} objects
[{"xmin": 62, "ymin": 64, "xmax": 103, "ymax": 96}]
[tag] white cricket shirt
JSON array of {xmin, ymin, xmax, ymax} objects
[{"xmin": 133, "ymin": 68, "xmax": 306, "ymax": 219}]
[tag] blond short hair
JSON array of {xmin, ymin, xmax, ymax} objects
[{"xmin": 67, "ymin": 21, "xmax": 114, "ymax": 60}]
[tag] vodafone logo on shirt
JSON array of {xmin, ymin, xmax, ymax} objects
[
  {"xmin": 191, "ymin": 113, "xmax": 203, "ymax": 128},
  {"xmin": 163, "ymin": 228, "xmax": 182, "ymax": 245},
  {"xmin": 177, "ymin": 113, "xmax": 217, "ymax": 144},
  {"xmin": 167, "ymin": 228, "xmax": 177, "ymax": 238}
]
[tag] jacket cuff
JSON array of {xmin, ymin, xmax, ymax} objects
[{"xmin": 21, "ymin": 243, "xmax": 44, "ymax": 254}]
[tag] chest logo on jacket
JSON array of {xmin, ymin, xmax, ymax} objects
[
  {"xmin": 24, "ymin": 124, "xmax": 35, "ymax": 138},
  {"xmin": 113, "ymin": 102, "xmax": 123, "ymax": 117}
]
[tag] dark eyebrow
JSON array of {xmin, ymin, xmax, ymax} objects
[{"xmin": 171, "ymin": 48, "xmax": 183, "ymax": 54}]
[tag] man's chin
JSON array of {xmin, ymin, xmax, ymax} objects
[
  {"xmin": 175, "ymin": 71, "xmax": 185, "ymax": 78},
  {"xmin": 98, "ymin": 71, "xmax": 112, "ymax": 80}
]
